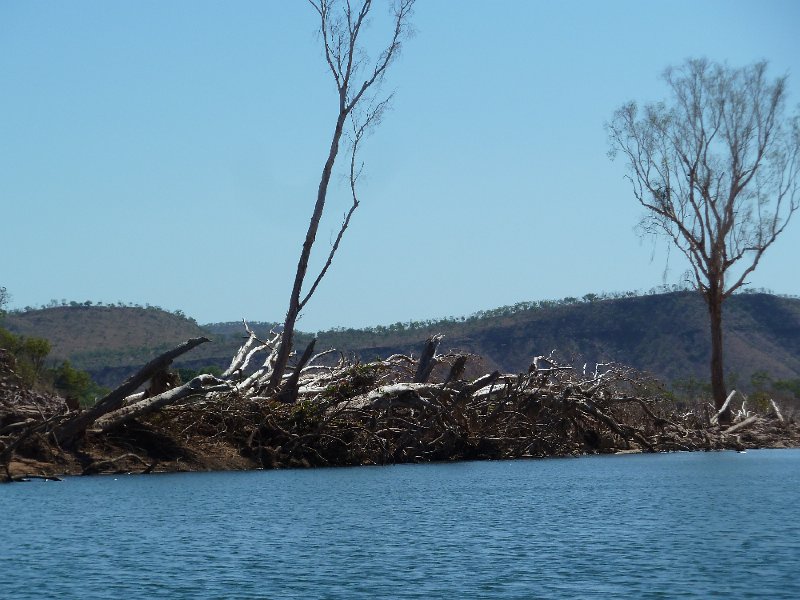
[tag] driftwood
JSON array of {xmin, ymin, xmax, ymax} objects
[
  {"xmin": 94, "ymin": 374, "xmax": 230, "ymax": 433},
  {"xmin": 82, "ymin": 453, "xmax": 156, "ymax": 476},
  {"xmin": 277, "ymin": 338, "xmax": 318, "ymax": 404},
  {"xmin": 769, "ymin": 399, "xmax": 785, "ymax": 423},
  {"xmin": 3, "ymin": 325, "xmax": 798, "ymax": 480},
  {"xmin": 414, "ymin": 335, "xmax": 442, "ymax": 383},
  {"xmin": 1, "ymin": 406, "xmax": 69, "ymax": 481},
  {"xmin": 710, "ymin": 390, "xmax": 738, "ymax": 425},
  {"xmin": 54, "ymin": 337, "xmax": 210, "ymax": 444},
  {"xmin": 722, "ymin": 414, "xmax": 759, "ymax": 435}
]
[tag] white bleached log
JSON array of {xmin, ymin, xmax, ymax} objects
[
  {"xmin": 95, "ymin": 375, "xmax": 229, "ymax": 432},
  {"xmin": 769, "ymin": 399, "xmax": 784, "ymax": 423},
  {"xmin": 722, "ymin": 414, "xmax": 759, "ymax": 435},
  {"xmin": 710, "ymin": 390, "xmax": 738, "ymax": 425}
]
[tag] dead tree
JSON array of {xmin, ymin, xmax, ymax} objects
[
  {"xmin": 54, "ymin": 337, "xmax": 209, "ymax": 444},
  {"xmin": 267, "ymin": 0, "xmax": 415, "ymax": 394},
  {"xmin": 5, "ymin": 328, "xmax": 791, "ymax": 478},
  {"xmin": 608, "ymin": 59, "xmax": 800, "ymax": 420},
  {"xmin": 414, "ymin": 335, "xmax": 442, "ymax": 383}
]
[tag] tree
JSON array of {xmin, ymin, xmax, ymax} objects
[
  {"xmin": 0, "ymin": 286, "xmax": 8, "ymax": 320},
  {"xmin": 21, "ymin": 337, "xmax": 50, "ymax": 379},
  {"xmin": 52, "ymin": 360, "xmax": 109, "ymax": 408},
  {"xmin": 267, "ymin": 0, "xmax": 415, "ymax": 393},
  {"xmin": 608, "ymin": 59, "xmax": 800, "ymax": 419}
]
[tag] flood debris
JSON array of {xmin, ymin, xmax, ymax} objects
[{"xmin": 2, "ymin": 333, "xmax": 798, "ymax": 481}]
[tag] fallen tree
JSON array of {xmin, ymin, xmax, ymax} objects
[
  {"xmin": 2, "ymin": 330, "xmax": 797, "ymax": 480},
  {"xmin": 53, "ymin": 336, "xmax": 210, "ymax": 445}
]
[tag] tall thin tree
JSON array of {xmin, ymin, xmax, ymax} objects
[{"xmin": 268, "ymin": 0, "xmax": 415, "ymax": 394}]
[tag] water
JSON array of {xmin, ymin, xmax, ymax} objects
[{"xmin": 2, "ymin": 450, "xmax": 799, "ymax": 599}]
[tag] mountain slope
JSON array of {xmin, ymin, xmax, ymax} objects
[
  {"xmin": 428, "ymin": 293, "xmax": 800, "ymax": 382},
  {"xmin": 4, "ymin": 292, "xmax": 799, "ymax": 388},
  {"xmin": 4, "ymin": 305, "xmax": 208, "ymax": 370}
]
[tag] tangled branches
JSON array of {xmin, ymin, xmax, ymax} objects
[
  {"xmin": 2, "ymin": 331, "xmax": 797, "ymax": 480},
  {"xmin": 154, "ymin": 339, "xmax": 729, "ymax": 469}
]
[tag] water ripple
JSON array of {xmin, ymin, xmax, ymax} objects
[{"xmin": 3, "ymin": 450, "xmax": 799, "ymax": 599}]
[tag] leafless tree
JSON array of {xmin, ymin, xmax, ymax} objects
[
  {"xmin": 267, "ymin": 0, "xmax": 415, "ymax": 394},
  {"xmin": 608, "ymin": 59, "xmax": 800, "ymax": 420}
]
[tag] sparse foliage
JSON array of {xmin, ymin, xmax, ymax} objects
[
  {"xmin": 268, "ymin": 0, "xmax": 415, "ymax": 394},
  {"xmin": 608, "ymin": 59, "xmax": 800, "ymax": 417}
]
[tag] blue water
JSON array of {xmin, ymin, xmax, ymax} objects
[{"xmin": 2, "ymin": 450, "xmax": 799, "ymax": 599}]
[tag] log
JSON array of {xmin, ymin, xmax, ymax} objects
[
  {"xmin": 94, "ymin": 374, "xmax": 228, "ymax": 432},
  {"xmin": 769, "ymin": 399, "xmax": 784, "ymax": 423},
  {"xmin": 82, "ymin": 453, "xmax": 155, "ymax": 475},
  {"xmin": 222, "ymin": 327, "xmax": 259, "ymax": 378},
  {"xmin": 54, "ymin": 337, "xmax": 210, "ymax": 444},
  {"xmin": 413, "ymin": 335, "xmax": 442, "ymax": 383},
  {"xmin": 578, "ymin": 399, "xmax": 654, "ymax": 451},
  {"xmin": 0, "ymin": 418, "xmax": 37, "ymax": 435},
  {"xmin": 722, "ymin": 414, "xmax": 759, "ymax": 435},
  {"xmin": 443, "ymin": 355, "xmax": 468, "ymax": 386},
  {"xmin": 343, "ymin": 383, "xmax": 442, "ymax": 410},
  {"xmin": 710, "ymin": 390, "xmax": 737, "ymax": 425},
  {"xmin": 465, "ymin": 371, "xmax": 500, "ymax": 395}
]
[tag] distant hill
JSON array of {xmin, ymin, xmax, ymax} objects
[
  {"xmin": 313, "ymin": 292, "xmax": 800, "ymax": 386},
  {"xmin": 3, "ymin": 306, "xmax": 209, "ymax": 386},
  {"xmin": 4, "ymin": 292, "xmax": 799, "ymax": 389}
]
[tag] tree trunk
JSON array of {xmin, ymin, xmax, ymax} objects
[
  {"xmin": 413, "ymin": 335, "xmax": 442, "ymax": 383},
  {"xmin": 707, "ymin": 290, "xmax": 730, "ymax": 423},
  {"xmin": 276, "ymin": 338, "xmax": 317, "ymax": 404},
  {"xmin": 267, "ymin": 110, "xmax": 348, "ymax": 393},
  {"xmin": 94, "ymin": 374, "xmax": 227, "ymax": 433},
  {"xmin": 54, "ymin": 337, "xmax": 209, "ymax": 445}
]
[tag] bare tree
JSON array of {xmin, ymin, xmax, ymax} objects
[
  {"xmin": 608, "ymin": 59, "xmax": 800, "ymax": 420},
  {"xmin": 267, "ymin": 0, "xmax": 415, "ymax": 395}
]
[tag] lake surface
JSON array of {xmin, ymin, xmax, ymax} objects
[{"xmin": 3, "ymin": 449, "xmax": 799, "ymax": 599}]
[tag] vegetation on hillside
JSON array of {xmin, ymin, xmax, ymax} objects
[
  {"xmin": 8, "ymin": 297, "xmax": 196, "ymax": 322},
  {"xmin": 4, "ymin": 304, "xmax": 208, "ymax": 369},
  {"xmin": 4, "ymin": 289, "xmax": 800, "ymax": 403},
  {"xmin": 0, "ymin": 289, "xmax": 106, "ymax": 406}
]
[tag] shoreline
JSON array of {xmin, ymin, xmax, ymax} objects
[
  {"xmin": 4, "ymin": 342, "xmax": 799, "ymax": 483},
  {"xmin": 5, "ymin": 415, "xmax": 799, "ymax": 481}
]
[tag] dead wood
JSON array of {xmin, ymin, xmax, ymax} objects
[
  {"xmin": 413, "ymin": 335, "xmax": 442, "ymax": 383},
  {"xmin": 4, "ymin": 328, "xmax": 799, "ymax": 478},
  {"xmin": 54, "ymin": 337, "xmax": 210, "ymax": 445},
  {"xmin": 769, "ymin": 399, "xmax": 785, "ymax": 423},
  {"xmin": 94, "ymin": 374, "xmax": 229, "ymax": 433},
  {"xmin": 82, "ymin": 453, "xmax": 155, "ymax": 476},
  {"xmin": 722, "ymin": 415, "xmax": 760, "ymax": 435},
  {"xmin": 444, "ymin": 355, "xmax": 468, "ymax": 386},
  {"xmin": 277, "ymin": 338, "xmax": 317, "ymax": 404}
]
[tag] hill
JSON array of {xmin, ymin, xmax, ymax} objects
[
  {"xmin": 4, "ymin": 292, "xmax": 800, "ymax": 389},
  {"xmin": 314, "ymin": 292, "xmax": 800, "ymax": 385},
  {"xmin": 3, "ymin": 306, "xmax": 209, "ymax": 385}
]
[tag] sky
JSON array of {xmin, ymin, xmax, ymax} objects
[{"xmin": 2, "ymin": 0, "xmax": 799, "ymax": 331}]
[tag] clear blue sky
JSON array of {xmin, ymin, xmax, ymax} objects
[{"xmin": 2, "ymin": 1, "xmax": 799, "ymax": 331}]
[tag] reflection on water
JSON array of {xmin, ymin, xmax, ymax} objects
[{"xmin": 3, "ymin": 449, "xmax": 799, "ymax": 599}]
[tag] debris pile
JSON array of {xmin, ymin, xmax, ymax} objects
[{"xmin": 2, "ymin": 333, "xmax": 797, "ymax": 481}]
